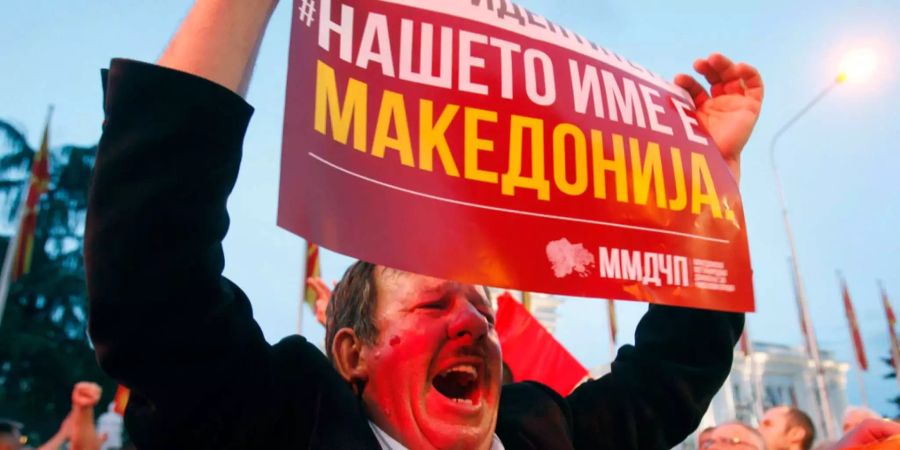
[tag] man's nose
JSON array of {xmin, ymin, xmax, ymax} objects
[{"xmin": 447, "ymin": 300, "xmax": 489, "ymax": 342}]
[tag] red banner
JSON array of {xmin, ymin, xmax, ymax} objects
[
  {"xmin": 495, "ymin": 292, "xmax": 587, "ymax": 395},
  {"xmin": 280, "ymin": 0, "xmax": 754, "ymax": 311}
]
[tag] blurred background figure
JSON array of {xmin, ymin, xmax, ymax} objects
[
  {"xmin": 829, "ymin": 418, "xmax": 900, "ymax": 449},
  {"xmin": 95, "ymin": 403, "xmax": 123, "ymax": 450},
  {"xmin": 700, "ymin": 422, "xmax": 766, "ymax": 449},
  {"xmin": 759, "ymin": 406, "xmax": 816, "ymax": 450},
  {"xmin": 68, "ymin": 382, "xmax": 107, "ymax": 450},
  {"xmin": 0, "ymin": 420, "xmax": 24, "ymax": 450},
  {"xmin": 697, "ymin": 426, "xmax": 716, "ymax": 449},
  {"xmin": 841, "ymin": 406, "xmax": 881, "ymax": 434}
]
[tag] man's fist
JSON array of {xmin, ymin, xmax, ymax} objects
[{"xmin": 71, "ymin": 382, "xmax": 102, "ymax": 409}]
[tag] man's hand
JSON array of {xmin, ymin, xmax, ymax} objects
[
  {"xmin": 158, "ymin": 0, "xmax": 281, "ymax": 96},
  {"xmin": 674, "ymin": 53, "xmax": 764, "ymax": 181},
  {"xmin": 71, "ymin": 382, "xmax": 102, "ymax": 409},
  {"xmin": 69, "ymin": 382, "xmax": 107, "ymax": 450},
  {"xmin": 307, "ymin": 277, "xmax": 333, "ymax": 326}
]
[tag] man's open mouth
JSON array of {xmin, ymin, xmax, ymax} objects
[{"xmin": 431, "ymin": 364, "xmax": 482, "ymax": 406}]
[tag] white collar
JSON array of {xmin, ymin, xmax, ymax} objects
[{"xmin": 368, "ymin": 421, "xmax": 505, "ymax": 450}]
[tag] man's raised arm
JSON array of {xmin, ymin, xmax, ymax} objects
[
  {"xmin": 85, "ymin": 1, "xmax": 305, "ymax": 447},
  {"xmin": 158, "ymin": 0, "xmax": 279, "ymax": 96},
  {"xmin": 565, "ymin": 54, "xmax": 763, "ymax": 449}
]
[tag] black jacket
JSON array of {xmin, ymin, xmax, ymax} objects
[{"xmin": 86, "ymin": 59, "xmax": 743, "ymax": 450}]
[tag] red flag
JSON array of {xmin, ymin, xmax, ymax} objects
[
  {"xmin": 881, "ymin": 283, "xmax": 900, "ymax": 372},
  {"xmin": 883, "ymin": 286, "xmax": 896, "ymax": 328},
  {"xmin": 112, "ymin": 385, "xmax": 130, "ymax": 415},
  {"xmin": 840, "ymin": 275, "xmax": 868, "ymax": 371},
  {"xmin": 304, "ymin": 242, "xmax": 321, "ymax": 308},
  {"xmin": 607, "ymin": 299, "xmax": 617, "ymax": 347},
  {"xmin": 495, "ymin": 292, "xmax": 588, "ymax": 395},
  {"xmin": 11, "ymin": 116, "xmax": 51, "ymax": 281}
]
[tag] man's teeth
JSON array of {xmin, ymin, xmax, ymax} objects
[
  {"xmin": 451, "ymin": 397, "xmax": 474, "ymax": 405},
  {"xmin": 443, "ymin": 364, "xmax": 478, "ymax": 379}
]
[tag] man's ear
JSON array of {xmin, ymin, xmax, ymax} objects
[
  {"xmin": 332, "ymin": 328, "xmax": 369, "ymax": 387},
  {"xmin": 787, "ymin": 425, "xmax": 806, "ymax": 443}
]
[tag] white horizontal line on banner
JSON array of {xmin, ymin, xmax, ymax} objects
[{"xmin": 308, "ymin": 152, "xmax": 730, "ymax": 245}]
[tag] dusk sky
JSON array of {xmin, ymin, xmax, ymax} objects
[{"xmin": 2, "ymin": 1, "xmax": 899, "ymax": 415}]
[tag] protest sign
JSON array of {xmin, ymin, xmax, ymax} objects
[{"xmin": 279, "ymin": 0, "xmax": 755, "ymax": 312}]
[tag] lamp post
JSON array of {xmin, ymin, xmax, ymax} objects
[
  {"xmin": 769, "ymin": 77, "xmax": 841, "ymax": 440},
  {"xmin": 769, "ymin": 48, "xmax": 877, "ymax": 440}
]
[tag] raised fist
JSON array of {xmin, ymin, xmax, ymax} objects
[{"xmin": 71, "ymin": 382, "xmax": 103, "ymax": 409}]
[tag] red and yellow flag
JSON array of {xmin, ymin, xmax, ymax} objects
[
  {"xmin": 112, "ymin": 385, "xmax": 130, "ymax": 415},
  {"xmin": 304, "ymin": 242, "xmax": 321, "ymax": 308},
  {"xmin": 840, "ymin": 275, "xmax": 868, "ymax": 371},
  {"xmin": 11, "ymin": 117, "xmax": 51, "ymax": 281}
]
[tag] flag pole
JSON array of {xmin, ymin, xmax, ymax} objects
[
  {"xmin": 787, "ymin": 257, "xmax": 836, "ymax": 439},
  {"xmin": 606, "ymin": 299, "xmax": 616, "ymax": 360},
  {"xmin": 0, "ymin": 204, "xmax": 25, "ymax": 327},
  {"xmin": 854, "ymin": 365, "xmax": 868, "ymax": 408},
  {"xmin": 298, "ymin": 242, "xmax": 308, "ymax": 335},
  {"xmin": 742, "ymin": 325, "xmax": 766, "ymax": 421},
  {"xmin": 838, "ymin": 271, "xmax": 869, "ymax": 408}
]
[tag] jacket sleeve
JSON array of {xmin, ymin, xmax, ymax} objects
[
  {"xmin": 566, "ymin": 305, "xmax": 743, "ymax": 449},
  {"xmin": 85, "ymin": 59, "xmax": 304, "ymax": 447}
]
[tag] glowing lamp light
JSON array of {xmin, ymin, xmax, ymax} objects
[{"xmin": 836, "ymin": 48, "xmax": 878, "ymax": 83}]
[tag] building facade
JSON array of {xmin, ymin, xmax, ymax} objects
[{"xmin": 591, "ymin": 342, "xmax": 849, "ymax": 449}]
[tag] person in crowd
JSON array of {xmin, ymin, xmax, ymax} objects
[
  {"xmin": 32, "ymin": 382, "xmax": 107, "ymax": 450},
  {"xmin": 829, "ymin": 418, "xmax": 900, "ymax": 449},
  {"xmin": 759, "ymin": 406, "xmax": 816, "ymax": 450},
  {"xmin": 0, "ymin": 420, "xmax": 24, "ymax": 450},
  {"xmin": 700, "ymin": 422, "xmax": 766, "ymax": 449},
  {"xmin": 85, "ymin": 0, "xmax": 763, "ymax": 448},
  {"xmin": 698, "ymin": 426, "xmax": 717, "ymax": 449},
  {"xmin": 841, "ymin": 406, "xmax": 881, "ymax": 434}
]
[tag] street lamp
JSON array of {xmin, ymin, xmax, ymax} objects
[{"xmin": 769, "ymin": 48, "xmax": 876, "ymax": 441}]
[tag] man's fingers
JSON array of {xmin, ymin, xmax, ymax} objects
[
  {"xmin": 734, "ymin": 63, "xmax": 764, "ymax": 101},
  {"xmin": 674, "ymin": 73, "xmax": 709, "ymax": 107},
  {"xmin": 693, "ymin": 58, "xmax": 722, "ymax": 86},
  {"xmin": 694, "ymin": 54, "xmax": 764, "ymax": 102}
]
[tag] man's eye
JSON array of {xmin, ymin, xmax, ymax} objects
[{"xmin": 419, "ymin": 299, "xmax": 447, "ymax": 310}]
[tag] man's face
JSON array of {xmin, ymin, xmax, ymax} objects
[
  {"xmin": 759, "ymin": 407, "xmax": 793, "ymax": 450},
  {"xmin": 359, "ymin": 269, "xmax": 502, "ymax": 450},
  {"xmin": 702, "ymin": 423, "xmax": 765, "ymax": 450}
]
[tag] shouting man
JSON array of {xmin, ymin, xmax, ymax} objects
[{"xmin": 86, "ymin": 0, "xmax": 764, "ymax": 449}]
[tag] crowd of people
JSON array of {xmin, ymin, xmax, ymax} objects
[
  {"xmin": 1, "ymin": 382, "xmax": 113, "ymax": 450},
  {"xmin": 697, "ymin": 406, "xmax": 900, "ymax": 450}
]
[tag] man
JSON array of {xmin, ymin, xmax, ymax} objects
[
  {"xmin": 700, "ymin": 422, "xmax": 766, "ymax": 450},
  {"xmin": 85, "ymin": 0, "xmax": 763, "ymax": 449},
  {"xmin": 0, "ymin": 421, "xmax": 22, "ymax": 450},
  {"xmin": 841, "ymin": 406, "xmax": 881, "ymax": 434},
  {"xmin": 759, "ymin": 407, "xmax": 816, "ymax": 450},
  {"xmin": 698, "ymin": 427, "xmax": 717, "ymax": 449}
]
